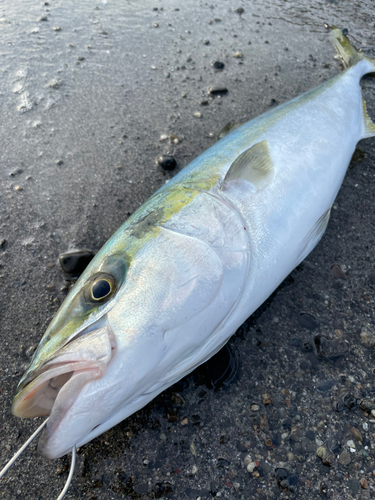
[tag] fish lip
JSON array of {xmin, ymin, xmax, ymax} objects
[{"xmin": 11, "ymin": 323, "xmax": 116, "ymax": 456}]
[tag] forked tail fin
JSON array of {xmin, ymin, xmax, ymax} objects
[
  {"xmin": 331, "ymin": 27, "xmax": 375, "ymax": 71},
  {"xmin": 331, "ymin": 27, "xmax": 375, "ymax": 139}
]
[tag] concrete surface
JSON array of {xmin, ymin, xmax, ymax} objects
[{"xmin": 1, "ymin": 0, "xmax": 375, "ymax": 498}]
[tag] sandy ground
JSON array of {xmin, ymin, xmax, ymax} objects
[{"xmin": 1, "ymin": 0, "xmax": 375, "ymax": 498}]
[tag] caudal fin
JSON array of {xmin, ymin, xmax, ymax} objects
[
  {"xmin": 331, "ymin": 27, "xmax": 375, "ymax": 71},
  {"xmin": 331, "ymin": 27, "xmax": 375, "ymax": 139}
]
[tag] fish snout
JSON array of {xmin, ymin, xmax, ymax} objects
[{"xmin": 11, "ymin": 325, "xmax": 116, "ymax": 420}]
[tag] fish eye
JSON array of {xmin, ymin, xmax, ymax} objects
[
  {"xmin": 88, "ymin": 276, "xmax": 115, "ymax": 302},
  {"xmin": 91, "ymin": 279, "xmax": 112, "ymax": 300}
]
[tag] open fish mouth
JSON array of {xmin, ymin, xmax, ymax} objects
[{"xmin": 11, "ymin": 325, "xmax": 116, "ymax": 455}]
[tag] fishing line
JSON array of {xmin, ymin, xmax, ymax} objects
[{"xmin": 0, "ymin": 419, "xmax": 76, "ymax": 500}]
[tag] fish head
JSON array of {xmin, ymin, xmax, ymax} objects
[
  {"xmin": 11, "ymin": 192, "xmax": 226, "ymax": 459},
  {"xmin": 11, "ymin": 240, "xmax": 131, "ymax": 458}
]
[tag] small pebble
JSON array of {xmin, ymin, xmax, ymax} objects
[
  {"xmin": 260, "ymin": 414, "xmax": 269, "ymax": 431},
  {"xmin": 37, "ymin": 15, "xmax": 48, "ymax": 21},
  {"xmin": 246, "ymin": 461, "xmax": 256, "ymax": 473},
  {"xmin": 233, "ymin": 52, "xmax": 243, "ymax": 58},
  {"xmin": 56, "ymin": 159, "xmax": 64, "ymax": 166},
  {"xmin": 361, "ymin": 478, "xmax": 369, "ymax": 489},
  {"xmin": 181, "ymin": 417, "xmax": 188, "ymax": 425},
  {"xmin": 212, "ymin": 61, "xmax": 225, "ymax": 70},
  {"xmin": 26, "ymin": 345, "xmax": 36, "ymax": 358},
  {"xmin": 250, "ymin": 404, "xmax": 259, "ymax": 411},
  {"xmin": 317, "ymin": 446, "xmax": 327, "ymax": 460},
  {"xmin": 331, "ymin": 264, "xmax": 345, "ymax": 279},
  {"xmin": 263, "ymin": 395, "xmax": 272, "ymax": 405},
  {"xmin": 157, "ymin": 155, "xmax": 177, "ymax": 171},
  {"xmin": 350, "ymin": 427, "xmax": 362, "ymax": 442},
  {"xmin": 193, "ymin": 111, "xmax": 202, "ymax": 118},
  {"xmin": 339, "ymin": 450, "xmax": 351, "ymax": 466},
  {"xmin": 208, "ymin": 85, "xmax": 228, "ymax": 94},
  {"xmin": 77, "ymin": 56, "xmax": 85, "ymax": 61},
  {"xmin": 203, "ymin": 39, "xmax": 210, "ymax": 45},
  {"xmin": 14, "ymin": 185, "xmax": 22, "ymax": 191},
  {"xmin": 234, "ymin": 7, "xmax": 244, "ymax": 14},
  {"xmin": 169, "ymin": 133, "xmax": 180, "ymax": 144},
  {"xmin": 191, "ymin": 465, "xmax": 198, "ymax": 474},
  {"xmin": 45, "ymin": 79, "xmax": 60, "ymax": 89},
  {"xmin": 347, "ymin": 440, "xmax": 356, "ymax": 450},
  {"xmin": 53, "ymin": 26, "xmax": 61, "ymax": 31}
]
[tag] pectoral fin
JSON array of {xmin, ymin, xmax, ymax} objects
[{"xmin": 221, "ymin": 140, "xmax": 274, "ymax": 191}]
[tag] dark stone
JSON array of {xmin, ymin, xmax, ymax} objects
[
  {"xmin": 157, "ymin": 155, "xmax": 177, "ymax": 170},
  {"xmin": 212, "ymin": 61, "xmax": 225, "ymax": 70},
  {"xmin": 58, "ymin": 249, "xmax": 95, "ymax": 278},
  {"xmin": 273, "ymin": 432, "xmax": 282, "ymax": 446},
  {"xmin": 313, "ymin": 334, "xmax": 349, "ymax": 359},
  {"xmin": 317, "ymin": 380, "xmax": 335, "ymax": 392},
  {"xmin": 298, "ymin": 313, "xmax": 319, "ymax": 330},
  {"xmin": 234, "ymin": 7, "xmax": 245, "ymax": 14},
  {"xmin": 208, "ymin": 85, "xmax": 228, "ymax": 94},
  {"xmin": 331, "ymin": 264, "xmax": 345, "ymax": 279},
  {"xmin": 306, "ymin": 430, "xmax": 315, "ymax": 441},
  {"xmin": 275, "ymin": 468, "xmax": 289, "ymax": 483}
]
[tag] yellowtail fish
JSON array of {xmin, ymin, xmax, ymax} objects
[{"xmin": 3, "ymin": 28, "xmax": 375, "ymax": 491}]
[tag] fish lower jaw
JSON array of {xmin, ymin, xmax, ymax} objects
[
  {"xmin": 11, "ymin": 361, "xmax": 104, "ymax": 419},
  {"xmin": 11, "ymin": 325, "xmax": 116, "ymax": 458}
]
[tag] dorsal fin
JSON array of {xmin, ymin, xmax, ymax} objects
[
  {"xmin": 221, "ymin": 140, "xmax": 274, "ymax": 191},
  {"xmin": 362, "ymin": 98, "xmax": 375, "ymax": 138}
]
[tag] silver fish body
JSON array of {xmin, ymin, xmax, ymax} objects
[{"xmin": 11, "ymin": 29, "xmax": 375, "ymax": 459}]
